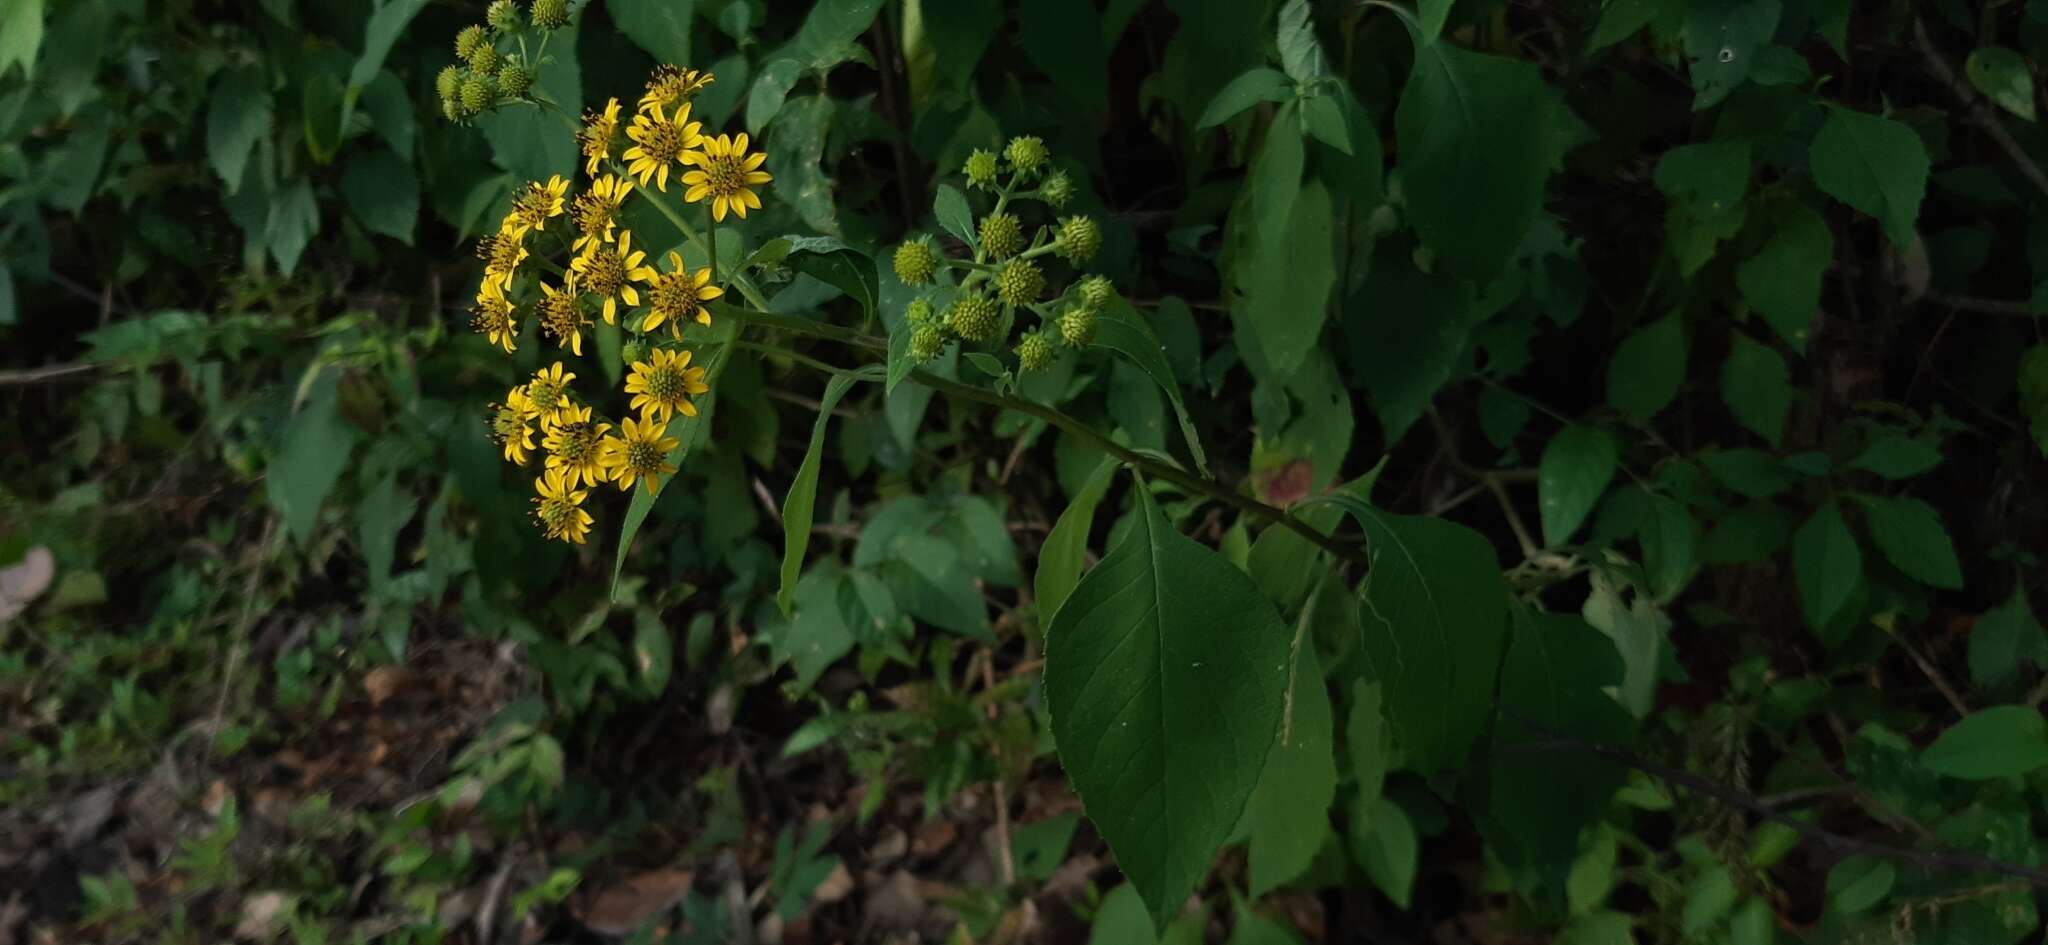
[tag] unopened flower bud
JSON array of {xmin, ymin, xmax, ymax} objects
[
  {"xmin": 1077, "ymin": 274, "xmax": 1113, "ymax": 311},
  {"xmin": 497, "ymin": 62, "xmax": 533, "ymax": 99},
  {"xmin": 1004, "ymin": 135, "xmax": 1048, "ymax": 177},
  {"xmin": 455, "ymin": 24, "xmax": 487, "ymax": 61},
  {"xmin": 1054, "ymin": 215, "xmax": 1100, "ymax": 263},
  {"xmin": 905, "ymin": 298, "xmax": 934, "ymax": 324},
  {"xmin": 486, "ymin": 0, "xmax": 522, "ymax": 34},
  {"xmin": 964, "ymin": 148, "xmax": 999, "ymax": 189},
  {"xmin": 1017, "ymin": 332, "xmax": 1054, "ymax": 371},
  {"xmin": 1040, "ymin": 170, "xmax": 1075, "ymax": 208},
  {"xmin": 978, "ymin": 211, "xmax": 1023, "ymax": 259},
  {"xmin": 995, "ymin": 259, "xmax": 1044, "ymax": 307},
  {"xmin": 459, "ymin": 74, "xmax": 495, "ymax": 116},
  {"xmin": 946, "ymin": 294, "xmax": 1000, "ymax": 342},
  {"xmin": 436, "ymin": 65, "xmax": 463, "ymax": 102},
  {"xmin": 1059, "ymin": 306, "xmax": 1096, "ymax": 347},
  {"xmin": 910, "ymin": 323, "xmax": 946, "ymax": 362},
  {"xmin": 893, "ymin": 238, "xmax": 937, "ymax": 285},
  {"xmin": 530, "ymin": 0, "xmax": 570, "ymax": 30}
]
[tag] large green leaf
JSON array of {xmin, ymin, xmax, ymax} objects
[
  {"xmin": 1490, "ymin": 608, "xmax": 1634, "ymax": 884},
  {"xmin": 1858, "ymin": 495, "xmax": 1963, "ymax": 590},
  {"xmin": 1682, "ymin": 0, "xmax": 1780, "ymax": 110},
  {"xmin": 1197, "ymin": 67, "xmax": 1293, "ymax": 128},
  {"xmin": 1966, "ymin": 46, "xmax": 2037, "ymax": 121},
  {"xmin": 1538, "ymin": 425, "xmax": 1618, "ymax": 547},
  {"xmin": 1349, "ymin": 253, "xmax": 1477, "ymax": 443},
  {"xmin": 1340, "ymin": 502, "xmax": 1509, "ymax": 773},
  {"xmin": 782, "ymin": 236, "xmax": 879, "ymax": 320},
  {"xmin": 0, "ymin": 0, "xmax": 42, "ymax": 77},
  {"xmin": 1920, "ymin": 705, "xmax": 2048, "ymax": 780},
  {"xmin": 1241, "ymin": 177, "xmax": 1334, "ymax": 380},
  {"xmin": 341, "ymin": 148, "xmax": 419, "ymax": 244},
  {"xmin": 1969, "ymin": 590, "xmax": 2048, "ymax": 693},
  {"xmin": 608, "ymin": 0, "xmax": 693, "ymax": 66},
  {"xmin": 1241, "ymin": 612, "xmax": 1337, "ymax": 898},
  {"xmin": 1035, "ymin": 457, "xmax": 1120, "ymax": 623},
  {"xmin": 777, "ymin": 367, "xmax": 883, "ymax": 616},
  {"xmin": 1606, "ymin": 314, "xmax": 1687, "ymax": 424},
  {"xmin": 1808, "ymin": 107, "xmax": 1929, "ymax": 249},
  {"xmin": 1018, "ymin": 0, "xmax": 1108, "ymax": 109},
  {"xmin": 1735, "ymin": 202, "xmax": 1832, "ymax": 349},
  {"xmin": 1720, "ymin": 335, "xmax": 1791, "ymax": 446},
  {"xmin": 1350, "ymin": 794, "xmax": 1417, "ymax": 907},
  {"xmin": 1047, "ymin": 480, "xmax": 1290, "ymax": 927},
  {"xmin": 1792, "ymin": 499, "xmax": 1860, "ymax": 635},
  {"xmin": 768, "ymin": 95, "xmax": 840, "ymax": 236},
  {"xmin": 206, "ymin": 67, "xmax": 271, "ymax": 194},
  {"xmin": 268, "ymin": 369, "xmax": 358, "ymax": 546},
  {"xmin": 1391, "ymin": 7, "xmax": 1556, "ymax": 276},
  {"xmin": 1094, "ymin": 299, "xmax": 1210, "ymax": 474}
]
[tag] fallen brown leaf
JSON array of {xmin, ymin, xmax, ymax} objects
[{"xmin": 574, "ymin": 869, "xmax": 695, "ymax": 936}]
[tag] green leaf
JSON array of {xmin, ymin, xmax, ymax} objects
[
  {"xmin": 1557, "ymin": 912, "xmax": 1636, "ymax": 945},
  {"xmin": 206, "ymin": 67, "xmax": 271, "ymax": 194},
  {"xmin": 267, "ymin": 177, "xmax": 321, "ymax": 278},
  {"xmin": 350, "ymin": 0, "xmax": 428, "ymax": 90},
  {"xmin": 1699, "ymin": 448, "xmax": 1791, "ymax": 498},
  {"xmin": 1019, "ymin": 0, "xmax": 1108, "ymax": 110},
  {"xmin": 1242, "ymin": 617, "xmax": 1337, "ymax": 897},
  {"xmin": 1579, "ymin": 574, "xmax": 1667, "ymax": 719},
  {"xmin": 1808, "ymin": 107, "xmax": 1930, "ymax": 249},
  {"xmin": 1036, "ymin": 457, "xmax": 1120, "ymax": 623},
  {"xmin": 785, "ymin": 0, "xmax": 884, "ymax": 67},
  {"xmin": 1792, "ymin": 500, "xmax": 1860, "ymax": 635},
  {"xmin": 933, "ymin": 184, "xmax": 976, "ymax": 249},
  {"xmin": 0, "ymin": 263, "xmax": 14, "ymax": 326},
  {"xmin": 778, "ymin": 367, "xmax": 882, "ymax": 616},
  {"xmin": 768, "ymin": 95, "xmax": 840, "ymax": 236},
  {"xmin": 1490, "ymin": 609, "xmax": 1634, "ymax": 880},
  {"xmin": 609, "ymin": 0, "xmax": 694, "ymax": 66},
  {"xmin": 301, "ymin": 70, "xmax": 346, "ymax": 164},
  {"xmin": 784, "ymin": 236, "xmax": 879, "ymax": 320},
  {"xmin": 1847, "ymin": 436, "xmax": 1942, "ymax": 480},
  {"xmin": 1197, "ymin": 67, "xmax": 1292, "ymax": 129},
  {"xmin": 1228, "ymin": 905, "xmax": 1305, "ymax": 945},
  {"xmin": 1047, "ymin": 479, "xmax": 1289, "ymax": 927},
  {"xmin": 1243, "ymin": 177, "xmax": 1333, "ymax": 380},
  {"xmin": 1351, "ymin": 254, "xmax": 1477, "ymax": 442},
  {"xmin": 268, "ymin": 370, "xmax": 357, "ymax": 546},
  {"xmin": 357, "ymin": 475, "xmax": 416, "ymax": 594},
  {"xmin": 1347, "ymin": 682, "xmax": 1392, "ymax": 799},
  {"xmin": 1966, "ymin": 47, "xmax": 2037, "ymax": 121},
  {"xmin": 1011, "ymin": 814, "xmax": 1081, "ymax": 882},
  {"xmin": 1735, "ymin": 202, "xmax": 1832, "ymax": 349},
  {"xmin": 745, "ymin": 59, "xmax": 804, "ymax": 133},
  {"xmin": 1391, "ymin": 8, "xmax": 1556, "ymax": 276},
  {"xmin": 1343, "ymin": 504, "xmax": 1509, "ymax": 773},
  {"xmin": 1251, "ymin": 102, "xmax": 1305, "ymax": 251},
  {"xmin": 1655, "ymin": 139, "xmax": 1750, "ymax": 212},
  {"xmin": 1539, "ymin": 425, "xmax": 1619, "ymax": 547},
  {"xmin": 479, "ymin": 23, "xmax": 580, "ymax": 179},
  {"xmin": 1683, "ymin": 0, "xmax": 1780, "ymax": 110},
  {"xmin": 1606, "ymin": 315, "xmax": 1687, "ymax": 425},
  {"xmin": 1858, "ymin": 495, "xmax": 1963, "ymax": 590},
  {"xmin": 632, "ymin": 609, "xmax": 673, "ymax": 697},
  {"xmin": 613, "ymin": 326, "xmax": 738, "ymax": 598},
  {"xmin": 1827, "ymin": 856, "xmax": 1895, "ymax": 914},
  {"xmin": 1301, "ymin": 92, "xmax": 1351, "ymax": 154},
  {"xmin": 341, "ymin": 149, "xmax": 419, "ymax": 244},
  {"xmin": 1969, "ymin": 589, "xmax": 2048, "ymax": 692},
  {"xmin": 1417, "ymin": 0, "xmax": 1456, "ymax": 43},
  {"xmin": 1275, "ymin": 0, "xmax": 1328, "ymax": 81},
  {"xmin": 1720, "ymin": 335, "xmax": 1791, "ymax": 447},
  {"xmin": 1095, "ymin": 298, "xmax": 1211, "ymax": 475},
  {"xmin": 765, "ymin": 567, "xmax": 855, "ymax": 694},
  {"xmin": 0, "ymin": 0, "xmax": 43, "ymax": 77},
  {"xmin": 1920, "ymin": 705, "xmax": 2048, "ymax": 780},
  {"xmin": 1351, "ymin": 795, "xmax": 1417, "ymax": 907},
  {"xmin": 1088, "ymin": 885, "xmax": 1157, "ymax": 945}
]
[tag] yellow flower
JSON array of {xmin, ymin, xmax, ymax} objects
[
  {"xmin": 578, "ymin": 98, "xmax": 621, "ymax": 177},
  {"xmin": 603, "ymin": 415, "xmax": 680, "ymax": 495},
  {"xmin": 541, "ymin": 401, "xmax": 614, "ymax": 489},
  {"xmin": 681, "ymin": 133, "xmax": 771, "ymax": 222},
  {"xmin": 640, "ymin": 250, "xmax": 724, "ymax": 336},
  {"xmin": 525, "ymin": 361, "xmax": 577, "ymax": 422},
  {"xmin": 569, "ymin": 229, "xmax": 658, "ymax": 325},
  {"xmin": 570, "ymin": 173, "xmax": 632, "ymax": 254},
  {"xmin": 477, "ymin": 231, "xmax": 528, "ymax": 291},
  {"xmin": 489, "ymin": 388, "xmax": 540, "ymax": 464},
  {"xmin": 531, "ymin": 467, "xmax": 595, "ymax": 544},
  {"xmin": 623, "ymin": 102, "xmax": 704, "ymax": 192},
  {"xmin": 624, "ymin": 347, "xmax": 710, "ymax": 424},
  {"xmin": 502, "ymin": 174, "xmax": 568, "ymax": 240},
  {"xmin": 536, "ymin": 276, "xmax": 590, "ymax": 355},
  {"xmin": 470, "ymin": 280, "xmax": 518, "ymax": 353},
  {"xmin": 639, "ymin": 65, "xmax": 714, "ymax": 114}
]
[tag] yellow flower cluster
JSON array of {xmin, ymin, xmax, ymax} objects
[{"xmin": 468, "ymin": 64, "xmax": 771, "ymax": 544}]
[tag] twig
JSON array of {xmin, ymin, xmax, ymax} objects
[
  {"xmin": 474, "ymin": 854, "xmax": 519, "ymax": 945},
  {"xmin": 0, "ymin": 362, "xmax": 102, "ymax": 386},
  {"xmin": 1484, "ymin": 474, "xmax": 1541, "ymax": 562},
  {"xmin": 979, "ymin": 652, "xmax": 1016, "ymax": 887},
  {"xmin": 1507, "ymin": 720, "xmax": 2048, "ymax": 888},
  {"xmin": 1924, "ymin": 292, "xmax": 2044, "ymax": 318},
  {"xmin": 750, "ymin": 476, "xmax": 784, "ymax": 525},
  {"xmin": 1891, "ymin": 630, "xmax": 1970, "ymax": 718},
  {"xmin": 1914, "ymin": 17, "xmax": 2048, "ymax": 203},
  {"xmin": 210, "ymin": 516, "xmax": 278, "ymax": 744}
]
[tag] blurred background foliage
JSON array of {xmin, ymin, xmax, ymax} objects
[{"xmin": 4, "ymin": 0, "xmax": 2048, "ymax": 943}]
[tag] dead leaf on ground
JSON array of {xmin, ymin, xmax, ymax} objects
[
  {"xmin": 812, "ymin": 862, "xmax": 854, "ymax": 905},
  {"xmin": 362, "ymin": 666, "xmax": 411, "ymax": 707},
  {"xmin": 235, "ymin": 892, "xmax": 291, "ymax": 941},
  {"xmin": 912, "ymin": 821, "xmax": 956, "ymax": 859},
  {"xmin": 574, "ymin": 868, "xmax": 695, "ymax": 936}
]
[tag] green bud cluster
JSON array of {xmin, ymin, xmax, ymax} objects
[
  {"xmin": 486, "ymin": 0, "xmax": 523, "ymax": 33},
  {"xmin": 1054, "ymin": 215, "xmax": 1101, "ymax": 263},
  {"xmin": 530, "ymin": 0, "xmax": 571, "ymax": 30},
  {"xmin": 1016, "ymin": 332, "xmax": 1054, "ymax": 371},
  {"xmin": 910, "ymin": 323, "xmax": 947, "ymax": 363},
  {"xmin": 1059, "ymin": 306, "xmax": 1096, "ymax": 347},
  {"xmin": 978, "ymin": 212, "xmax": 1023, "ymax": 260},
  {"xmin": 905, "ymin": 297, "xmax": 935, "ymax": 325},
  {"xmin": 497, "ymin": 62, "xmax": 534, "ymax": 99},
  {"xmin": 995, "ymin": 259, "xmax": 1044, "ymax": 307},
  {"xmin": 946, "ymin": 294, "xmax": 1001, "ymax": 342},
  {"xmin": 893, "ymin": 238, "xmax": 937, "ymax": 286}
]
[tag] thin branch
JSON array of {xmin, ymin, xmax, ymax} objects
[
  {"xmin": 1508, "ymin": 720, "xmax": 2048, "ymax": 888},
  {"xmin": 1925, "ymin": 291, "xmax": 2045, "ymax": 318},
  {"xmin": 0, "ymin": 362, "xmax": 103, "ymax": 386},
  {"xmin": 1914, "ymin": 17, "xmax": 2048, "ymax": 203}
]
